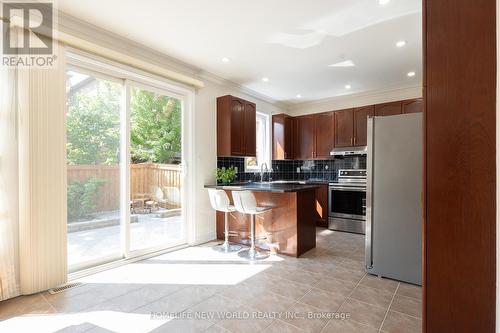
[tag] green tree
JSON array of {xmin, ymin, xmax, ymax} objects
[
  {"xmin": 130, "ymin": 88, "xmax": 181, "ymax": 163},
  {"xmin": 66, "ymin": 80, "xmax": 121, "ymax": 165}
]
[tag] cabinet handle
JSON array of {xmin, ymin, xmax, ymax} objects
[
  {"xmin": 350, "ymin": 137, "xmax": 353, "ymax": 145},
  {"xmin": 354, "ymin": 137, "xmax": 356, "ymax": 145}
]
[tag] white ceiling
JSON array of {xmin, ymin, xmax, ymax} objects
[{"xmin": 58, "ymin": 0, "xmax": 422, "ymax": 104}]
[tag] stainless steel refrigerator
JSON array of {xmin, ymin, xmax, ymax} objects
[{"xmin": 365, "ymin": 113, "xmax": 422, "ymax": 285}]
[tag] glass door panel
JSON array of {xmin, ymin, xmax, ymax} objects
[
  {"xmin": 66, "ymin": 69, "xmax": 123, "ymax": 270},
  {"xmin": 129, "ymin": 86, "xmax": 184, "ymax": 252}
]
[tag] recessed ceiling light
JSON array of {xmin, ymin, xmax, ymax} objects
[
  {"xmin": 407, "ymin": 71, "xmax": 416, "ymax": 77},
  {"xmin": 262, "ymin": 77, "xmax": 269, "ymax": 82},
  {"xmin": 328, "ymin": 60, "xmax": 356, "ymax": 67},
  {"xmin": 221, "ymin": 57, "xmax": 230, "ymax": 63},
  {"xmin": 396, "ymin": 40, "xmax": 407, "ymax": 48},
  {"xmin": 379, "ymin": 0, "xmax": 390, "ymax": 5},
  {"xmin": 345, "ymin": 84, "xmax": 351, "ymax": 89},
  {"xmin": 296, "ymin": 94, "xmax": 302, "ymax": 99}
]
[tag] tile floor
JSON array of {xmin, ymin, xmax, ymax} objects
[{"xmin": 0, "ymin": 228, "xmax": 422, "ymax": 333}]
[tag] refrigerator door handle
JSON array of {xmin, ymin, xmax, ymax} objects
[{"xmin": 365, "ymin": 116, "xmax": 374, "ymax": 269}]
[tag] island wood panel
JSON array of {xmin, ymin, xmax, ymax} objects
[
  {"xmin": 216, "ymin": 190, "xmax": 316, "ymax": 257},
  {"xmin": 424, "ymin": 0, "xmax": 496, "ymax": 332}
]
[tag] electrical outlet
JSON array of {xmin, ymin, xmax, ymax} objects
[{"xmin": 296, "ymin": 167, "xmax": 300, "ymax": 173}]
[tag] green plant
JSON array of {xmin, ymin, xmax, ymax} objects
[
  {"xmin": 67, "ymin": 177, "xmax": 106, "ymax": 222},
  {"xmin": 216, "ymin": 167, "xmax": 237, "ymax": 184}
]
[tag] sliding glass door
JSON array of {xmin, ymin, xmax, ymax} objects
[
  {"xmin": 66, "ymin": 64, "xmax": 187, "ymax": 272},
  {"xmin": 128, "ymin": 85, "xmax": 184, "ymax": 253},
  {"xmin": 66, "ymin": 69, "xmax": 123, "ymax": 269}
]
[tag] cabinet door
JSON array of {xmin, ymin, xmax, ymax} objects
[
  {"xmin": 244, "ymin": 102, "xmax": 256, "ymax": 157},
  {"xmin": 284, "ymin": 116, "xmax": 293, "ymax": 159},
  {"xmin": 334, "ymin": 109, "xmax": 354, "ymax": 147},
  {"xmin": 353, "ymin": 106, "xmax": 374, "ymax": 146},
  {"xmin": 296, "ymin": 115, "xmax": 315, "ymax": 160},
  {"xmin": 291, "ymin": 117, "xmax": 299, "ymax": 160},
  {"xmin": 230, "ymin": 98, "xmax": 245, "ymax": 155},
  {"xmin": 314, "ymin": 185, "xmax": 329, "ymax": 227},
  {"xmin": 314, "ymin": 112, "xmax": 334, "ymax": 158},
  {"xmin": 403, "ymin": 98, "xmax": 423, "ymax": 114},
  {"xmin": 374, "ymin": 101, "xmax": 402, "ymax": 116}
]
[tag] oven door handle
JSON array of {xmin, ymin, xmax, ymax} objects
[{"xmin": 329, "ymin": 186, "xmax": 366, "ymax": 192}]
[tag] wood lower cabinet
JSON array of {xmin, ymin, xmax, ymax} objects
[
  {"xmin": 353, "ymin": 106, "xmax": 374, "ymax": 147},
  {"xmin": 402, "ymin": 98, "xmax": 423, "ymax": 114},
  {"xmin": 313, "ymin": 184, "xmax": 328, "ymax": 227},
  {"xmin": 334, "ymin": 109, "xmax": 354, "ymax": 147},
  {"xmin": 272, "ymin": 114, "xmax": 293, "ymax": 160},
  {"xmin": 374, "ymin": 101, "xmax": 402, "ymax": 116},
  {"xmin": 295, "ymin": 115, "xmax": 315, "ymax": 159},
  {"xmin": 217, "ymin": 95, "xmax": 256, "ymax": 157},
  {"xmin": 314, "ymin": 112, "xmax": 334, "ymax": 158}
]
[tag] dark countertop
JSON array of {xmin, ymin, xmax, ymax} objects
[{"xmin": 204, "ymin": 181, "xmax": 321, "ymax": 193}]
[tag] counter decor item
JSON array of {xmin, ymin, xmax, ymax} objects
[{"xmin": 216, "ymin": 166, "xmax": 237, "ymax": 185}]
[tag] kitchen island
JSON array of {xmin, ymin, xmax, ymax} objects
[{"xmin": 204, "ymin": 182, "xmax": 319, "ymax": 257}]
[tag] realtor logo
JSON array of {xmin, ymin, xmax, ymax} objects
[{"xmin": 1, "ymin": 1, "xmax": 57, "ymax": 67}]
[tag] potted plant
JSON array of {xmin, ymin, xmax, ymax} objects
[{"xmin": 216, "ymin": 166, "xmax": 237, "ymax": 185}]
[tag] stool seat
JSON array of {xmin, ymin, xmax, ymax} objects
[
  {"xmin": 231, "ymin": 190, "xmax": 271, "ymax": 260},
  {"xmin": 207, "ymin": 189, "xmax": 241, "ymax": 253}
]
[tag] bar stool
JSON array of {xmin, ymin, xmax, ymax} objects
[
  {"xmin": 231, "ymin": 191, "xmax": 271, "ymax": 260},
  {"xmin": 208, "ymin": 189, "xmax": 242, "ymax": 253}
]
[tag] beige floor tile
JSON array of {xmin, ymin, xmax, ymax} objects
[
  {"xmin": 390, "ymin": 295, "xmax": 422, "ymax": 318},
  {"xmin": 106, "ymin": 285, "xmax": 181, "ymax": 312},
  {"xmin": 338, "ymin": 258, "xmax": 365, "ymax": 272},
  {"xmin": 299, "ymin": 288, "xmax": 345, "ymax": 313},
  {"xmin": 187, "ymin": 295, "xmax": 247, "ymax": 323},
  {"xmin": 262, "ymin": 319, "xmax": 305, "ymax": 333},
  {"xmin": 46, "ymin": 289, "xmax": 110, "ymax": 313},
  {"xmin": 282, "ymin": 302, "xmax": 329, "ymax": 333},
  {"xmin": 381, "ymin": 310, "xmax": 422, "ymax": 333},
  {"xmin": 322, "ymin": 318, "xmax": 378, "ymax": 333},
  {"xmin": 314, "ymin": 277, "xmax": 357, "ymax": 296},
  {"xmin": 244, "ymin": 291, "xmax": 296, "ymax": 314},
  {"xmin": 149, "ymin": 318, "xmax": 213, "ymax": 332},
  {"xmin": 339, "ymin": 298, "xmax": 387, "ymax": 329},
  {"xmin": 217, "ymin": 304, "xmax": 272, "ymax": 333},
  {"xmin": 397, "ymin": 283, "xmax": 422, "ymax": 300},
  {"xmin": 0, "ymin": 294, "xmax": 56, "ymax": 320},
  {"xmin": 328, "ymin": 266, "xmax": 365, "ymax": 284},
  {"xmin": 350, "ymin": 285, "xmax": 395, "ymax": 308},
  {"xmin": 359, "ymin": 275, "xmax": 399, "ymax": 293},
  {"xmin": 266, "ymin": 278, "xmax": 312, "ymax": 301},
  {"xmin": 203, "ymin": 324, "xmax": 232, "ymax": 333}
]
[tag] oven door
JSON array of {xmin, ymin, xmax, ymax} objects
[{"xmin": 328, "ymin": 185, "xmax": 366, "ymax": 220}]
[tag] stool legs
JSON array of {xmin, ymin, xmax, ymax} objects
[
  {"xmin": 213, "ymin": 211, "xmax": 241, "ymax": 253},
  {"xmin": 238, "ymin": 214, "xmax": 269, "ymax": 260}
]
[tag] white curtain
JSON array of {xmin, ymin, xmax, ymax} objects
[
  {"xmin": 0, "ymin": 58, "xmax": 21, "ymax": 301},
  {"xmin": 17, "ymin": 43, "xmax": 68, "ymax": 295},
  {"xmin": 0, "ymin": 42, "xmax": 67, "ymax": 300}
]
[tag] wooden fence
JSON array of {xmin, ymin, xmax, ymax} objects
[{"xmin": 67, "ymin": 162, "xmax": 182, "ymax": 212}]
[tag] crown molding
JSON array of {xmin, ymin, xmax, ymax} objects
[
  {"xmin": 56, "ymin": 10, "xmax": 288, "ymax": 108},
  {"xmin": 286, "ymin": 85, "xmax": 422, "ymax": 116}
]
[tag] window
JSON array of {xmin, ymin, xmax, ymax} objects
[{"xmin": 245, "ymin": 112, "xmax": 270, "ymax": 172}]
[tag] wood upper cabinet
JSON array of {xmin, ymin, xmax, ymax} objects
[
  {"xmin": 272, "ymin": 114, "xmax": 293, "ymax": 160},
  {"xmin": 402, "ymin": 98, "xmax": 423, "ymax": 114},
  {"xmin": 334, "ymin": 109, "xmax": 354, "ymax": 147},
  {"xmin": 374, "ymin": 101, "xmax": 402, "ymax": 116},
  {"xmin": 295, "ymin": 115, "xmax": 315, "ymax": 160},
  {"xmin": 353, "ymin": 106, "xmax": 374, "ymax": 146},
  {"xmin": 243, "ymin": 102, "xmax": 256, "ymax": 156},
  {"xmin": 314, "ymin": 112, "xmax": 334, "ymax": 158},
  {"xmin": 216, "ymin": 95, "xmax": 256, "ymax": 157}
]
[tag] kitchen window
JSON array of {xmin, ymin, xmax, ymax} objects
[{"xmin": 245, "ymin": 112, "xmax": 270, "ymax": 172}]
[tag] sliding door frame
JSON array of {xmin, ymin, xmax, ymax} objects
[{"xmin": 66, "ymin": 48, "xmax": 196, "ymax": 273}]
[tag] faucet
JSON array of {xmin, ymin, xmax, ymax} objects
[{"xmin": 260, "ymin": 162, "xmax": 268, "ymax": 182}]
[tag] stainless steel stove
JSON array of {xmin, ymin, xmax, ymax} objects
[{"xmin": 328, "ymin": 169, "xmax": 367, "ymax": 234}]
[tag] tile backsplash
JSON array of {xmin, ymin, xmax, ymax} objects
[{"xmin": 217, "ymin": 156, "xmax": 366, "ymax": 183}]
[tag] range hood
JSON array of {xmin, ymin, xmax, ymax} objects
[{"xmin": 330, "ymin": 146, "xmax": 367, "ymax": 156}]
